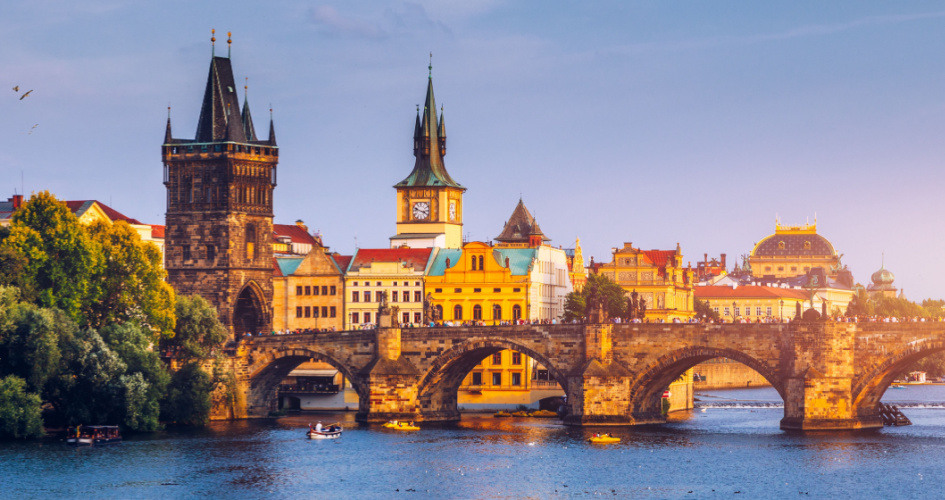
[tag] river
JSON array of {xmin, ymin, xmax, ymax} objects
[{"xmin": 4, "ymin": 386, "xmax": 945, "ymax": 499}]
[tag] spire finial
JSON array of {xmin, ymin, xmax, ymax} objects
[
  {"xmin": 428, "ymin": 52, "xmax": 433, "ymax": 79},
  {"xmin": 244, "ymin": 77, "xmax": 248, "ymax": 99},
  {"xmin": 211, "ymin": 29, "xmax": 216, "ymax": 56},
  {"xmin": 227, "ymin": 31, "xmax": 232, "ymax": 58},
  {"xmin": 269, "ymin": 103, "xmax": 273, "ymax": 119},
  {"xmin": 416, "ymin": 104, "xmax": 420, "ymax": 114},
  {"xmin": 167, "ymin": 105, "xmax": 171, "ymax": 119}
]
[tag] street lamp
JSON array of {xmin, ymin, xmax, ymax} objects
[
  {"xmin": 780, "ymin": 299, "xmax": 784, "ymax": 322},
  {"xmin": 731, "ymin": 301, "xmax": 737, "ymax": 323}
]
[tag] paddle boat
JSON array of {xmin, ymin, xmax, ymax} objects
[
  {"xmin": 65, "ymin": 425, "xmax": 122, "ymax": 446},
  {"xmin": 588, "ymin": 433, "xmax": 620, "ymax": 444},
  {"xmin": 390, "ymin": 421, "xmax": 420, "ymax": 431},
  {"xmin": 531, "ymin": 409, "xmax": 558, "ymax": 418},
  {"xmin": 493, "ymin": 411, "xmax": 511, "ymax": 418},
  {"xmin": 307, "ymin": 423, "xmax": 343, "ymax": 439},
  {"xmin": 511, "ymin": 411, "xmax": 532, "ymax": 417}
]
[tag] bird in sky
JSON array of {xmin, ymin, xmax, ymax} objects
[
  {"xmin": 28, "ymin": 124, "xmax": 38, "ymax": 135},
  {"xmin": 12, "ymin": 85, "xmax": 19, "ymax": 92},
  {"xmin": 19, "ymin": 90, "xmax": 32, "ymax": 100}
]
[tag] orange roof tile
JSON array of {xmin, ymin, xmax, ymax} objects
[
  {"xmin": 350, "ymin": 248, "xmax": 433, "ymax": 271},
  {"xmin": 273, "ymin": 223, "xmax": 318, "ymax": 246},
  {"xmin": 150, "ymin": 225, "xmax": 165, "ymax": 239},
  {"xmin": 694, "ymin": 286, "xmax": 809, "ymax": 300}
]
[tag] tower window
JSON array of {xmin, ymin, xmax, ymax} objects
[
  {"xmin": 245, "ymin": 224, "xmax": 256, "ymax": 261},
  {"xmin": 206, "ymin": 245, "xmax": 215, "ymax": 262}
]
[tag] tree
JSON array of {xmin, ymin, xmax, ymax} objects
[
  {"xmin": 1, "ymin": 191, "xmax": 98, "ymax": 325},
  {"xmin": 0, "ymin": 375, "xmax": 44, "ymax": 439},
  {"xmin": 161, "ymin": 362, "xmax": 213, "ymax": 426},
  {"xmin": 0, "ymin": 287, "xmax": 64, "ymax": 394},
  {"xmin": 85, "ymin": 221, "xmax": 176, "ymax": 337},
  {"xmin": 562, "ymin": 273, "xmax": 627, "ymax": 321},
  {"xmin": 163, "ymin": 295, "xmax": 227, "ymax": 362},
  {"xmin": 694, "ymin": 297, "xmax": 720, "ymax": 322},
  {"xmin": 99, "ymin": 323, "xmax": 170, "ymax": 431}
]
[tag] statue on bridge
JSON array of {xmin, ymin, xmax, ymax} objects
[
  {"xmin": 377, "ymin": 290, "xmax": 391, "ymax": 317},
  {"xmin": 423, "ymin": 293, "xmax": 434, "ymax": 323}
]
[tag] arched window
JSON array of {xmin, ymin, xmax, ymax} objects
[
  {"xmin": 473, "ymin": 305, "xmax": 483, "ymax": 320},
  {"xmin": 492, "ymin": 304, "xmax": 502, "ymax": 320},
  {"xmin": 478, "ymin": 256, "xmax": 484, "ymax": 269},
  {"xmin": 434, "ymin": 305, "xmax": 443, "ymax": 321},
  {"xmin": 512, "ymin": 305, "xmax": 522, "ymax": 321},
  {"xmin": 471, "ymin": 256, "xmax": 477, "ymax": 270},
  {"xmin": 245, "ymin": 224, "xmax": 256, "ymax": 261},
  {"xmin": 453, "ymin": 305, "xmax": 463, "ymax": 321}
]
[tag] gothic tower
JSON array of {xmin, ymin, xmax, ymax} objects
[
  {"xmin": 390, "ymin": 61, "xmax": 465, "ymax": 249},
  {"xmin": 162, "ymin": 32, "xmax": 277, "ymax": 338}
]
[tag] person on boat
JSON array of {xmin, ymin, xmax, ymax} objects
[{"xmin": 315, "ymin": 422, "xmax": 322, "ymax": 432}]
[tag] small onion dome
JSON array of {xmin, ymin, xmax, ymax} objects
[{"xmin": 871, "ymin": 266, "xmax": 895, "ymax": 286}]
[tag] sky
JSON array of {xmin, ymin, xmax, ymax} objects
[{"xmin": 2, "ymin": 1, "xmax": 944, "ymax": 301}]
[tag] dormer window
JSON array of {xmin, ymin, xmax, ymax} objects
[
  {"xmin": 803, "ymin": 241, "xmax": 811, "ymax": 250},
  {"xmin": 778, "ymin": 241, "xmax": 785, "ymax": 250}
]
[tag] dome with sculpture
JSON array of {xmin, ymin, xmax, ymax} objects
[{"xmin": 748, "ymin": 218, "xmax": 840, "ymax": 280}]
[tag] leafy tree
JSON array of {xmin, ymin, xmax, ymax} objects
[
  {"xmin": 0, "ymin": 247, "xmax": 32, "ymax": 299},
  {"xmin": 86, "ymin": 221, "xmax": 176, "ymax": 337},
  {"xmin": 1, "ymin": 191, "xmax": 98, "ymax": 324},
  {"xmin": 100, "ymin": 323, "xmax": 170, "ymax": 431},
  {"xmin": 163, "ymin": 295, "xmax": 227, "ymax": 362},
  {"xmin": 845, "ymin": 287, "xmax": 874, "ymax": 317},
  {"xmin": 0, "ymin": 375, "xmax": 44, "ymax": 439},
  {"xmin": 0, "ymin": 287, "xmax": 63, "ymax": 393},
  {"xmin": 161, "ymin": 362, "xmax": 213, "ymax": 426},
  {"xmin": 694, "ymin": 297, "xmax": 720, "ymax": 322},
  {"xmin": 562, "ymin": 273, "xmax": 627, "ymax": 321},
  {"xmin": 51, "ymin": 328, "xmax": 128, "ymax": 427},
  {"xmin": 921, "ymin": 299, "xmax": 945, "ymax": 319}
]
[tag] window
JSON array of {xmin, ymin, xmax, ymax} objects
[
  {"xmin": 478, "ymin": 256, "xmax": 484, "ymax": 269},
  {"xmin": 321, "ymin": 307, "xmax": 328, "ymax": 318},
  {"xmin": 474, "ymin": 288, "xmax": 481, "ymax": 293},
  {"xmin": 494, "ymin": 288, "xmax": 501, "ymax": 293},
  {"xmin": 473, "ymin": 305, "xmax": 483, "ymax": 320},
  {"xmin": 471, "ymin": 372, "xmax": 483, "ymax": 386},
  {"xmin": 513, "ymin": 288, "xmax": 521, "ymax": 293},
  {"xmin": 512, "ymin": 352, "xmax": 522, "ymax": 365},
  {"xmin": 453, "ymin": 305, "xmax": 463, "ymax": 320},
  {"xmin": 330, "ymin": 307, "xmax": 336, "ymax": 318},
  {"xmin": 352, "ymin": 291, "xmax": 359, "ymax": 302},
  {"xmin": 403, "ymin": 291, "xmax": 410, "ymax": 302},
  {"xmin": 765, "ymin": 267, "xmax": 771, "ymax": 272},
  {"xmin": 296, "ymin": 286, "xmax": 303, "ymax": 296},
  {"xmin": 296, "ymin": 307, "xmax": 302, "ymax": 318},
  {"xmin": 492, "ymin": 352, "xmax": 502, "ymax": 365},
  {"xmin": 471, "ymin": 256, "xmax": 477, "ymax": 270},
  {"xmin": 392, "ymin": 291, "xmax": 399, "ymax": 302},
  {"xmin": 313, "ymin": 307, "xmax": 320, "ymax": 318},
  {"xmin": 414, "ymin": 291, "xmax": 422, "ymax": 302},
  {"xmin": 511, "ymin": 373, "xmax": 522, "ymax": 386},
  {"xmin": 402, "ymin": 312, "xmax": 410, "ymax": 324},
  {"xmin": 415, "ymin": 281, "xmax": 420, "ymax": 286},
  {"xmin": 434, "ymin": 305, "xmax": 443, "ymax": 321},
  {"xmin": 353, "ymin": 282, "xmax": 358, "ymax": 286},
  {"xmin": 352, "ymin": 312, "xmax": 359, "ymax": 324},
  {"xmin": 364, "ymin": 291, "xmax": 371, "ymax": 302},
  {"xmin": 791, "ymin": 267, "xmax": 797, "ymax": 272},
  {"xmin": 322, "ymin": 286, "xmax": 328, "ymax": 295},
  {"xmin": 778, "ymin": 267, "xmax": 784, "ymax": 272},
  {"xmin": 206, "ymin": 245, "xmax": 215, "ymax": 262},
  {"xmin": 364, "ymin": 312, "xmax": 372, "ymax": 324},
  {"xmin": 435, "ymin": 288, "xmax": 443, "ymax": 293},
  {"xmin": 314, "ymin": 286, "xmax": 320, "ymax": 296},
  {"xmin": 492, "ymin": 304, "xmax": 502, "ymax": 320},
  {"xmin": 744, "ymin": 307, "xmax": 751, "ymax": 316},
  {"xmin": 304, "ymin": 306, "xmax": 311, "ymax": 318},
  {"xmin": 756, "ymin": 307, "xmax": 762, "ymax": 316},
  {"xmin": 512, "ymin": 305, "xmax": 522, "ymax": 321},
  {"xmin": 330, "ymin": 286, "xmax": 336, "ymax": 295},
  {"xmin": 723, "ymin": 307, "xmax": 730, "ymax": 316},
  {"xmin": 246, "ymin": 225, "xmax": 256, "ymax": 261},
  {"xmin": 454, "ymin": 288, "xmax": 462, "ymax": 293},
  {"xmin": 734, "ymin": 307, "xmax": 740, "ymax": 316},
  {"xmin": 305, "ymin": 286, "xmax": 311, "ymax": 295},
  {"xmin": 182, "ymin": 246, "xmax": 190, "ymax": 262},
  {"xmin": 492, "ymin": 373, "xmax": 502, "ymax": 386},
  {"xmin": 804, "ymin": 241, "xmax": 811, "ymax": 250},
  {"xmin": 713, "ymin": 307, "xmax": 719, "ymax": 314},
  {"xmin": 414, "ymin": 312, "xmax": 421, "ymax": 323},
  {"xmin": 376, "ymin": 282, "xmax": 381, "ymax": 286},
  {"xmin": 766, "ymin": 307, "xmax": 772, "ymax": 316},
  {"xmin": 778, "ymin": 241, "xmax": 785, "ymax": 250}
]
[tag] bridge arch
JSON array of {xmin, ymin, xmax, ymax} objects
[
  {"xmin": 246, "ymin": 347, "xmax": 368, "ymax": 416},
  {"xmin": 416, "ymin": 337, "xmax": 571, "ymax": 421},
  {"xmin": 852, "ymin": 339, "xmax": 945, "ymax": 416},
  {"xmin": 233, "ymin": 280, "xmax": 269, "ymax": 338},
  {"xmin": 628, "ymin": 347, "xmax": 784, "ymax": 418}
]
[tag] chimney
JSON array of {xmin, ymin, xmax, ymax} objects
[
  {"xmin": 721, "ymin": 253, "xmax": 727, "ymax": 267},
  {"xmin": 10, "ymin": 194, "xmax": 23, "ymax": 210},
  {"xmin": 295, "ymin": 219, "xmax": 308, "ymax": 232}
]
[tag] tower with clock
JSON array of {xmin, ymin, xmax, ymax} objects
[{"xmin": 390, "ymin": 62, "xmax": 466, "ymax": 249}]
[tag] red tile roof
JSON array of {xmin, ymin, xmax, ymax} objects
[
  {"xmin": 64, "ymin": 200, "xmax": 142, "ymax": 224},
  {"xmin": 642, "ymin": 250, "xmax": 676, "ymax": 267},
  {"xmin": 331, "ymin": 254, "xmax": 352, "ymax": 272},
  {"xmin": 350, "ymin": 248, "xmax": 433, "ymax": 271},
  {"xmin": 150, "ymin": 225, "xmax": 165, "ymax": 239},
  {"xmin": 694, "ymin": 286, "xmax": 809, "ymax": 300},
  {"xmin": 273, "ymin": 223, "xmax": 317, "ymax": 246}
]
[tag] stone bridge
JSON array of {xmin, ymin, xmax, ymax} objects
[{"xmin": 219, "ymin": 320, "xmax": 945, "ymax": 430}]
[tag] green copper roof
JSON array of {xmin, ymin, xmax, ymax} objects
[
  {"xmin": 276, "ymin": 257, "xmax": 304, "ymax": 276},
  {"xmin": 492, "ymin": 248, "xmax": 536, "ymax": 275},
  {"xmin": 426, "ymin": 249, "xmax": 464, "ymax": 276},
  {"xmin": 394, "ymin": 75, "xmax": 463, "ymax": 189}
]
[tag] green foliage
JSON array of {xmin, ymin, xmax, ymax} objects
[
  {"xmin": 161, "ymin": 362, "xmax": 213, "ymax": 426},
  {"xmin": 563, "ymin": 273, "xmax": 627, "ymax": 321},
  {"xmin": 921, "ymin": 299, "xmax": 945, "ymax": 319},
  {"xmin": 163, "ymin": 295, "xmax": 227, "ymax": 362},
  {"xmin": 0, "ymin": 375, "xmax": 44, "ymax": 439},
  {"xmin": 86, "ymin": 221, "xmax": 176, "ymax": 337},
  {"xmin": 50, "ymin": 328, "xmax": 128, "ymax": 427},
  {"xmin": 100, "ymin": 323, "xmax": 170, "ymax": 431},
  {"xmin": 694, "ymin": 298, "xmax": 720, "ymax": 321},
  {"xmin": 1, "ymin": 191, "xmax": 98, "ymax": 324},
  {"xmin": 0, "ymin": 288, "xmax": 64, "ymax": 393},
  {"xmin": 0, "ymin": 247, "xmax": 32, "ymax": 299}
]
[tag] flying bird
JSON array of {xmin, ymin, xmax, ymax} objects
[
  {"xmin": 12, "ymin": 85, "xmax": 19, "ymax": 92},
  {"xmin": 28, "ymin": 124, "xmax": 38, "ymax": 135},
  {"xmin": 19, "ymin": 90, "xmax": 32, "ymax": 100}
]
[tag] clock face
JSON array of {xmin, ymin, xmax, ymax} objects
[
  {"xmin": 449, "ymin": 201, "xmax": 457, "ymax": 221},
  {"xmin": 412, "ymin": 202, "xmax": 430, "ymax": 220}
]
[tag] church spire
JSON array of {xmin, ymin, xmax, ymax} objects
[
  {"xmin": 241, "ymin": 78, "xmax": 257, "ymax": 141},
  {"xmin": 194, "ymin": 47, "xmax": 247, "ymax": 143},
  {"xmin": 164, "ymin": 106, "xmax": 173, "ymax": 144},
  {"xmin": 394, "ymin": 59, "xmax": 462, "ymax": 189},
  {"xmin": 267, "ymin": 106, "xmax": 277, "ymax": 146},
  {"xmin": 437, "ymin": 105, "xmax": 446, "ymax": 155},
  {"xmin": 413, "ymin": 105, "xmax": 421, "ymax": 156}
]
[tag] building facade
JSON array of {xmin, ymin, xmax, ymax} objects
[
  {"xmin": 594, "ymin": 242, "xmax": 696, "ymax": 321},
  {"xmin": 272, "ymin": 249, "xmax": 346, "ymax": 332},
  {"xmin": 748, "ymin": 220, "xmax": 841, "ymax": 280},
  {"xmin": 162, "ymin": 39, "xmax": 277, "ymax": 337},
  {"xmin": 343, "ymin": 248, "xmax": 434, "ymax": 329},
  {"xmin": 695, "ymin": 285, "xmax": 809, "ymax": 322}
]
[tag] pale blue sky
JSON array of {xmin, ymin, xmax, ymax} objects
[{"xmin": 2, "ymin": 1, "xmax": 944, "ymax": 300}]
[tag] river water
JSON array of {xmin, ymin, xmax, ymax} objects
[{"xmin": 5, "ymin": 386, "xmax": 945, "ymax": 499}]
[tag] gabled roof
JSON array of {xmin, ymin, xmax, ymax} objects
[
  {"xmin": 64, "ymin": 200, "xmax": 142, "ymax": 224},
  {"xmin": 274, "ymin": 257, "xmax": 304, "ymax": 277},
  {"xmin": 349, "ymin": 248, "xmax": 434, "ymax": 272},
  {"xmin": 642, "ymin": 250, "xmax": 676, "ymax": 267},
  {"xmin": 150, "ymin": 225, "xmax": 165, "ymax": 239},
  {"xmin": 331, "ymin": 254, "xmax": 352, "ymax": 273},
  {"xmin": 273, "ymin": 223, "xmax": 318, "ymax": 246},
  {"xmin": 495, "ymin": 199, "xmax": 550, "ymax": 243},
  {"xmin": 492, "ymin": 248, "xmax": 536, "ymax": 275},
  {"xmin": 394, "ymin": 75, "xmax": 463, "ymax": 189}
]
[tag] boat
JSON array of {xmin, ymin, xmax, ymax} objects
[
  {"xmin": 588, "ymin": 434, "xmax": 620, "ymax": 444},
  {"xmin": 511, "ymin": 411, "xmax": 532, "ymax": 417},
  {"xmin": 494, "ymin": 411, "xmax": 511, "ymax": 418},
  {"xmin": 531, "ymin": 410, "xmax": 557, "ymax": 418},
  {"xmin": 890, "ymin": 384, "xmax": 907, "ymax": 389},
  {"xmin": 307, "ymin": 423, "xmax": 343, "ymax": 439},
  {"xmin": 65, "ymin": 425, "xmax": 122, "ymax": 446},
  {"xmin": 390, "ymin": 422, "xmax": 420, "ymax": 431}
]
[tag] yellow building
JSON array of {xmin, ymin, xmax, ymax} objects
[
  {"xmin": 457, "ymin": 349, "xmax": 565, "ymax": 410},
  {"xmin": 566, "ymin": 239, "xmax": 588, "ymax": 293},
  {"xmin": 272, "ymin": 249, "xmax": 346, "ymax": 333},
  {"xmin": 390, "ymin": 70, "xmax": 465, "ymax": 249},
  {"xmin": 749, "ymin": 219, "xmax": 841, "ymax": 280},
  {"xmin": 594, "ymin": 242, "xmax": 696, "ymax": 321},
  {"xmin": 343, "ymin": 248, "xmax": 434, "ymax": 329},
  {"xmin": 694, "ymin": 285, "xmax": 809, "ymax": 321},
  {"xmin": 424, "ymin": 242, "xmax": 529, "ymax": 324}
]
